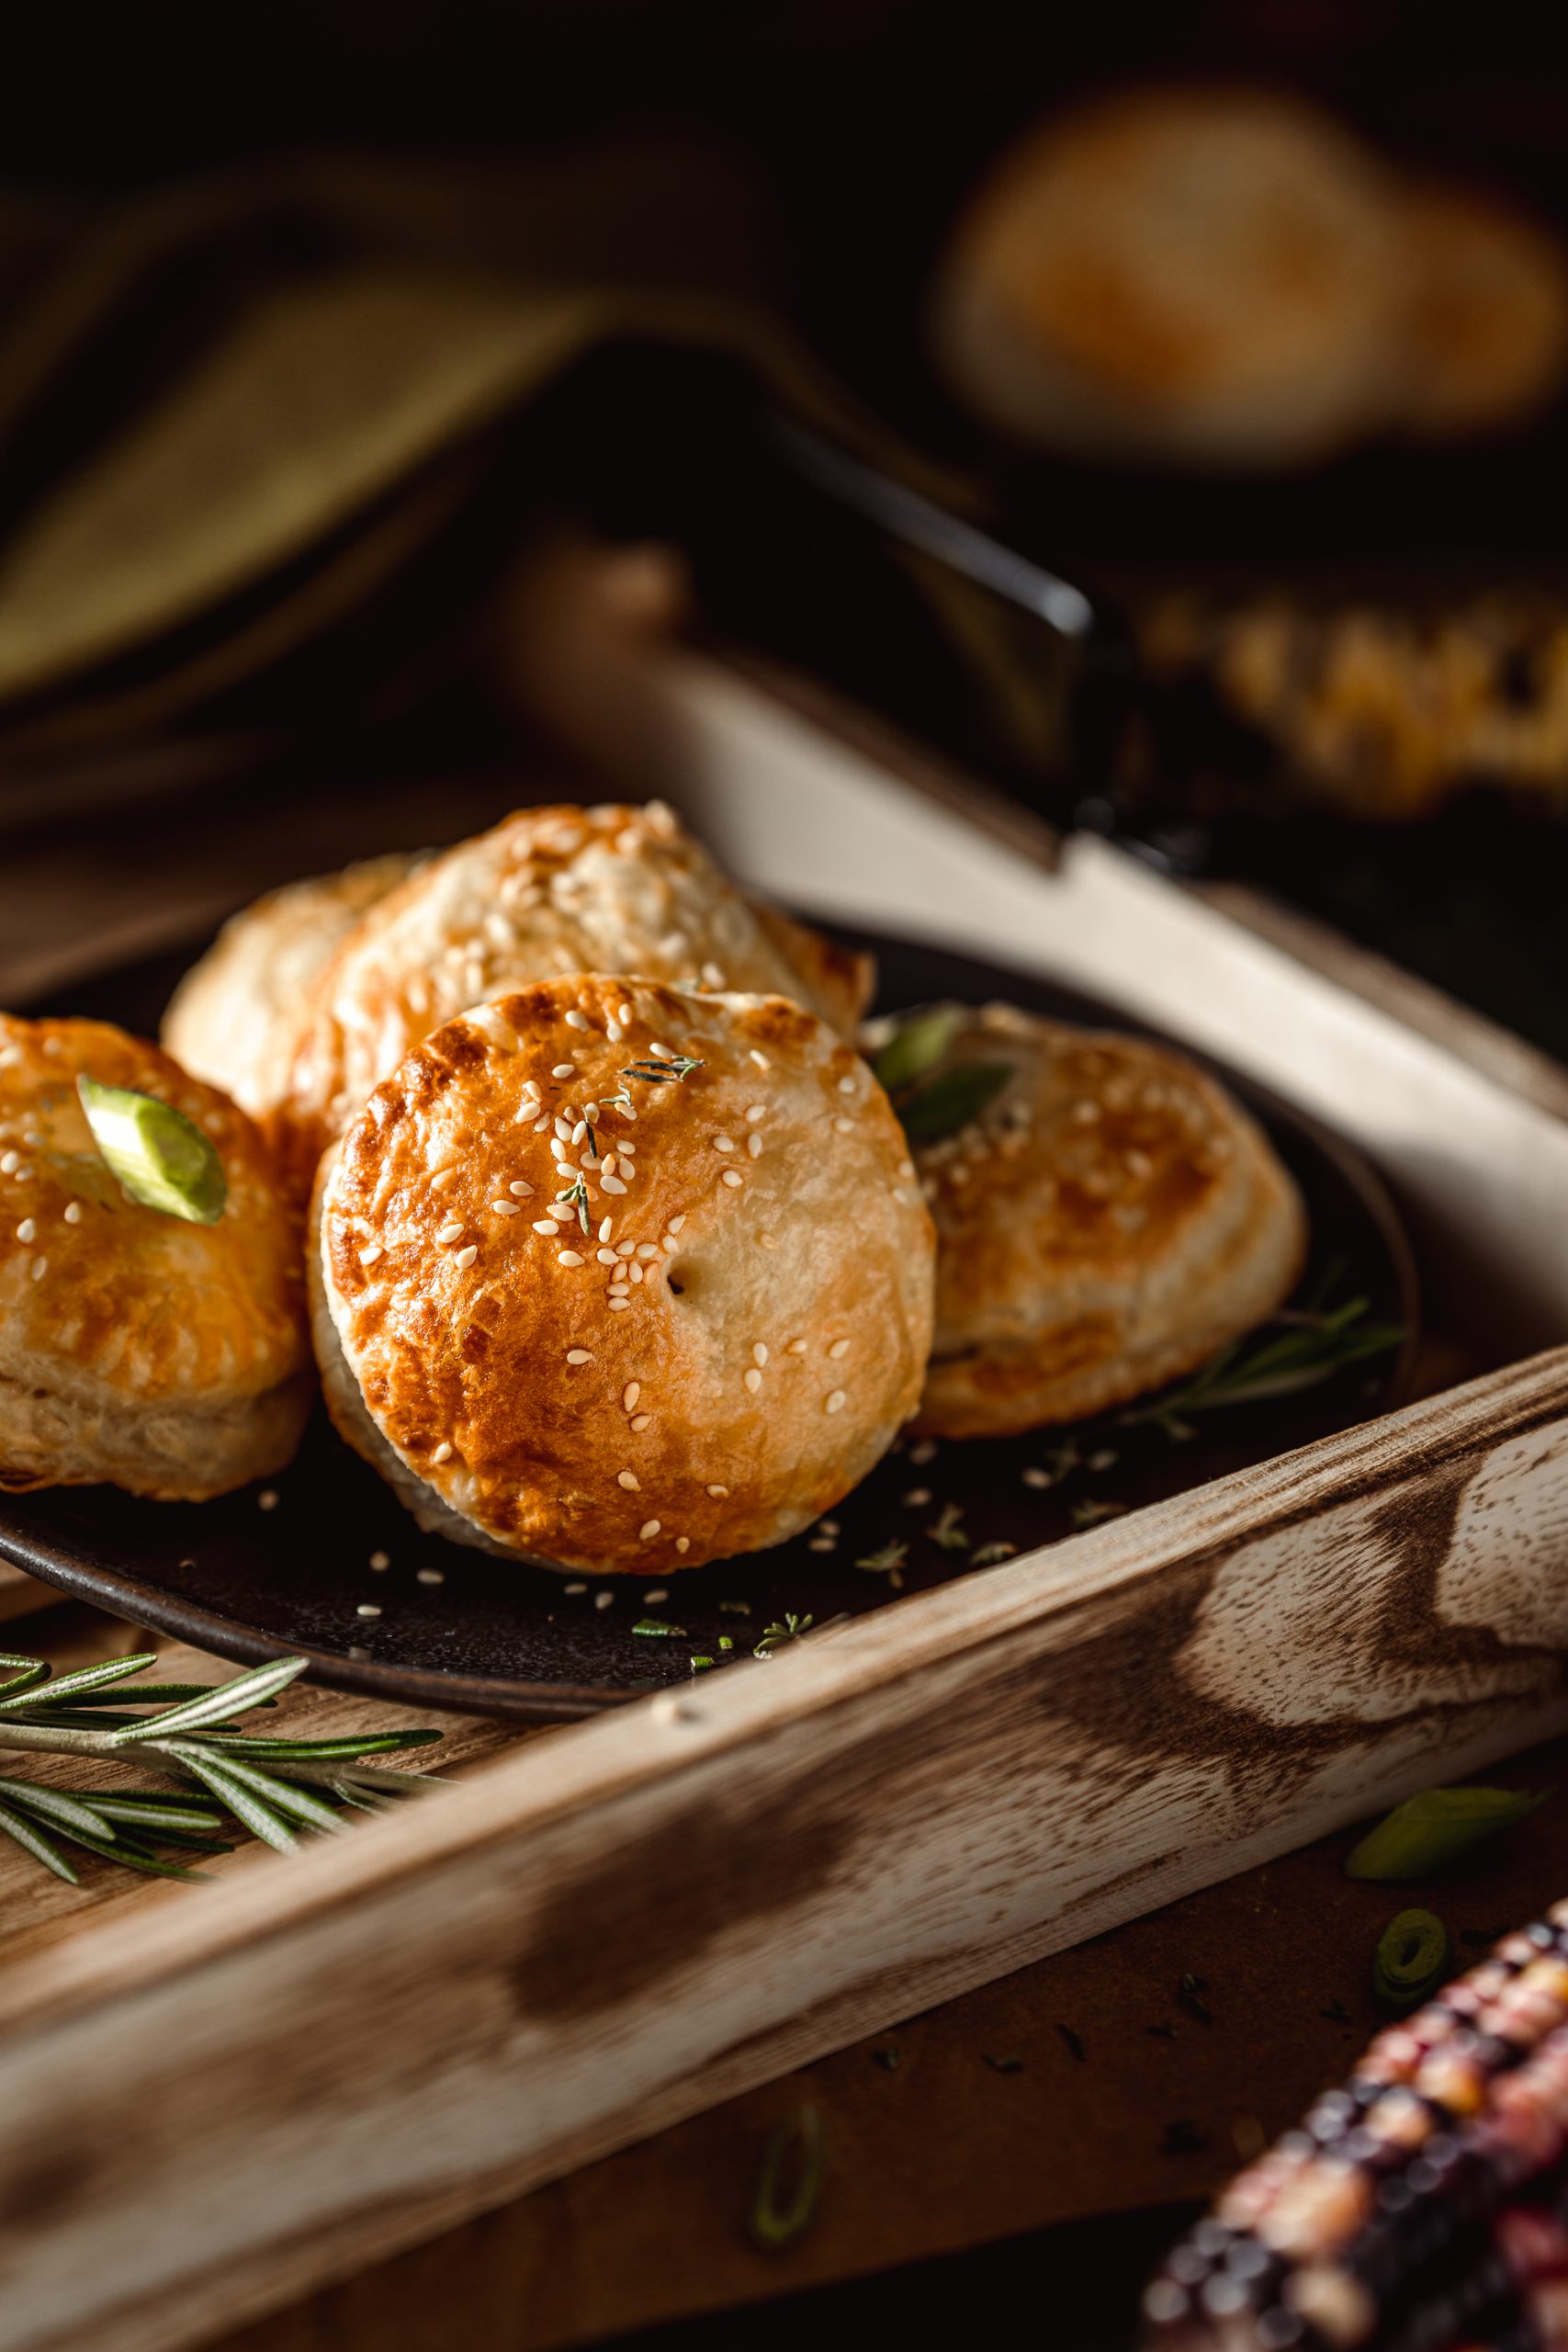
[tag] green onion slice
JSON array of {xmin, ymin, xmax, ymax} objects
[
  {"xmin": 872, "ymin": 1006, "xmax": 963, "ymax": 1095},
  {"xmin": 76, "ymin": 1074, "xmax": 227, "ymax": 1226},
  {"xmin": 897, "ymin": 1061, "xmax": 1014, "ymax": 1145},
  {"xmin": 1346, "ymin": 1785, "xmax": 1550, "ymax": 1882},
  {"xmin": 750, "ymin": 2104, "xmax": 824, "ymax": 2250},
  {"xmin": 1372, "ymin": 1908, "xmax": 1450, "ymax": 2012}
]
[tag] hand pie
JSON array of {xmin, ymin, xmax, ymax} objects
[
  {"xmin": 0, "ymin": 1017, "xmax": 311, "ymax": 1498},
  {"xmin": 931, "ymin": 85, "xmax": 1402, "ymax": 470},
  {"xmin": 162, "ymin": 852, "xmax": 421, "ymax": 1121},
  {"xmin": 310, "ymin": 975, "xmax": 934, "ymax": 1574},
  {"xmin": 272, "ymin": 801, "xmax": 874, "ymax": 1196},
  {"xmin": 876, "ymin": 1003, "xmax": 1306, "ymax": 1437}
]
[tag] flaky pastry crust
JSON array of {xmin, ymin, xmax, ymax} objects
[
  {"xmin": 163, "ymin": 852, "xmax": 421, "ymax": 1120},
  {"xmin": 876, "ymin": 1004, "xmax": 1306, "ymax": 1437},
  {"xmin": 312, "ymin": 976, "xmax": 934, "ymax": 1573},
  {"xmin": 272, "ymin": 801, "xmax": 874, "ymax": 1199},
  {"xmin": 0, "ymin": 1017, "xmax": 311, "ymax": 1498}
]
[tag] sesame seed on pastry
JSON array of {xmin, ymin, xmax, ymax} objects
[
  {"xmin": 0, "ymin": 1017, "xmax": 312, "ymax": 1498},
  {"xmin": 872, "ymin": 1003, "xmax": 1306, "ymax": 1439},
  {"xmin": 310, "ymin": 976, "xmax": 935, "ymax": 1575},
  {"xmin": 271, "ymin": 800, "xmax": 875, "ymax": 1202},
  {"xmin": 162, "ymin": 852, "xmax": 423, "ymax": 1122}
]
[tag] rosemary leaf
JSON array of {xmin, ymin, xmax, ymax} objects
[
  {"xmin": 108, "ymin": 1656, "xmax": 308, "ymax": 1744},
  {"xmin": 0, "ymin": 1657, "xmax": 53, "ymax": 1701},
  {"xmin": 0, "ymin": 1653, "xmax": 160, "ymax": 1714},
  {"xmin": 0, "ymin": 1795, "xmax": 78, "ymax": 1882},
  {"xmin": 0, "ymin": 1775, "xmax": 112, "ymax": 1839},
  {"xmin": 172, "ymin": 1753, "xmax": 299, "ymax": 1853},
  {"xmin": 205, "ymin": 1729, "xmax": 441, "ymax": 1760}
]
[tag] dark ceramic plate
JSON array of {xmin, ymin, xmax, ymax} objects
[{"xmin": 0, "ymin": 928, "xmax": 1418, "ymax": 1721}]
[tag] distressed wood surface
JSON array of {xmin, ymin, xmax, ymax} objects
[
  {"xmin": 7, "ymin": 599, "xmax": 1568, "ymax": 2348},
  {"xmin": 6, "ymin": 1351, "xmax": 1568, "ymax": 2352}
]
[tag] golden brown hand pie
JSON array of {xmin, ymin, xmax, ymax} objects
[
  {"xmin": 273, "ymin": 800, "xmax": 874, "ymax": 1199},
  {"xmin": 310, "ymin": 975, "xmax": 934, "ymax": 1574},
  {"xmin": 0, "ymin": 1018, "xmax": 311, "ymax": 1498},
  {"xmin": 931, "ymin": 85, "xmax": 1403, "ymax": 470},
  {"xmin": 874, "ymin": 1004, "xmax": 1305, "ymax": 1438},
  {"xmin": 162, "ymin": 852, "xmax": 421, "ymax": 1122}
]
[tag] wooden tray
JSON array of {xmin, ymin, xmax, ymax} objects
[{"xmin": 7, "ymin": 566, "xmax": 1568, "ymax": 2352}]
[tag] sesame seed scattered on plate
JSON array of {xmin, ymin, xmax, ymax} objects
[
  {"xmin": 595, "ymin": 1590, "xmax": 615, "ymax": 1611},
  {"xmin": 416, "ymin": 1567, "xmax": 445, "ymax": 1586},
  {"xmin": 369, "ymin": 1550, "xmax": 390, "ymax": 1570},
  {"xmin": 356, "ymin": 1603, "xmax": 382, "ymax": 1619},
  {"xmin": 257, "ymin": 1490, "xmax": 279, "ymax": 1510}
]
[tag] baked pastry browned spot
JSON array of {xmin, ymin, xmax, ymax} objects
[
  {"xmin": 931, "ymin": 85, "xmax": 1402, "ymax": 470},
  {"xmin": 273, "ymin": 800, "xmax": 874, "ymax": 1198},
  {"xmin": 0, "ymin": 1017, "xmax": 311, "ymax": 1498},
  {"xmin": 872, "ymin": 1004, "xmax": 1305, "ymax": 1438},
  {"xmin": 310, "ymin": 976, "xmax": 933, "ymax": 1574},
  {"xmin": 163, "ymin": 852, "xmax": 421, "ymax": 1121}
]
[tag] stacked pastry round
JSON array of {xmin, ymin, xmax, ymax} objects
[
  {"xmin": 163, "ymin": 851, "xmax": 421, "ymax": 1121},
  {"xmin": 311, "ymin": 975, "xmax": 934, "ymax": 1574},
  {"xmin": 269, "ymin": 800, "xmax": 872, "ymax": 1197},
  {"xmin": 0, "ymin": 1017, "xmax": 310, "ymax": 1498},
  {"xmin": 885, "ymin": 1004, "xmax": 1305, "ymax": 1437}
]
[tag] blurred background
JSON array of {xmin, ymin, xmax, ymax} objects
[{"xmin": 5, "ymin": 0, "xmax": 1568, "ymax": 1045}]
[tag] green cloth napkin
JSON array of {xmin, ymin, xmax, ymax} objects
[{"xmin": 0, "ymin": 142, "xmax": 918, "ymax": 759}]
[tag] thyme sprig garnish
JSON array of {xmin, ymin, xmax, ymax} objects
[
  {"xmin": 754, "ymin": 1613, "xmax": 813, "ymax": 1657},
  {"xmin": 556, "ymin": 1173, "xmax": 592, "ymax": 1233},
  {"xmin": 0, "ymin": 1650, "xmax": 441, "ymax": 1882},
  {"xmin": 1120, "ymin": 1294, "xmax": 1404, "ymax": 1439},
  {"xmin": 620, "ymin": 1056, "xmax": 704, "ymax": 1084}
]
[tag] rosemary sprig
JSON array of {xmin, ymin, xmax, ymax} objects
[
  {"xmin": 1119, "ymin": 1295, "xmax": 1404, "ymax": 1438},
  {"xmin": 0, "ymin": 1650, "xmax": 442, "ymax": 1883}
]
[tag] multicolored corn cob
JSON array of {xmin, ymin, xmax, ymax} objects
[{"xmin": 1143, "ymin": 1904, "xmax": 1568, "ymax": 2351}]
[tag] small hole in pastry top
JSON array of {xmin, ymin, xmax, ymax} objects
[{"xmin": 664, "ymin": 1260, "xmax": 700, "ymax": 1300}]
